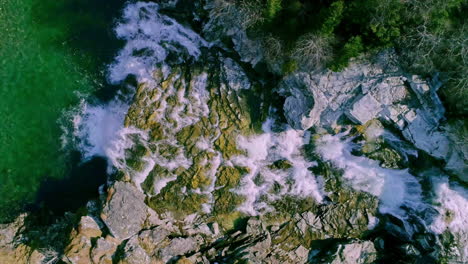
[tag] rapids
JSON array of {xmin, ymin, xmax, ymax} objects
[{"xmin": 14, "ymin": 0, "xmax": 466, "ymax": 261}]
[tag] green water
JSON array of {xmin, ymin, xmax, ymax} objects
[{"xmin": 0, "ymin": 0, "xmax": 122, "ymax": 222}]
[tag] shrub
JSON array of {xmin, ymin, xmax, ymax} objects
[
  {"xmin": 261, "ymin": 33, "xmax": 285, "ymax": 72},
  {"xmin": 292, "ymin": 33, "xmax": 333, "ymax": 70},
  {"xmin": 208, "ymin": 0, "xmax": 265, "ymax": 31},
  {"xmin": 265, "ymin": 0, "xmax": 283, "ymax": 21},
  {"xmin": 329, "ymin": 36, "xmax": 364, "ymax": 71},
  {"xmin": 320, "ymin": 0, "xmax": 344, "ymax": 36},
  {"xmin": 369, "ymin": 0, "xmax": 403, "ymax": 46},
  {"xmin": 282, "ymin": 59, "xmax": 298, "ymax": 75}
]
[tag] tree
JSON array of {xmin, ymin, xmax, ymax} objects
[
  {"xmin": 320, "ymin": 0, "xmax": 344, "ymax": 36},
  {"xmin": 330, "ymin": 36, "xmax": 364, "ymax": 71},
  {"xmin": 265, "ymin": 0, "xmax": 282, "ymax": 21}
]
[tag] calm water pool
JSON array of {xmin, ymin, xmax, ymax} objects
[{"xmin": 0, "ymin": 0, "xmax": 125, "ymax": 222}]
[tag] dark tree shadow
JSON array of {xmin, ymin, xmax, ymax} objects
[
  {"xmin": 31, "ymin": 0, "xmax": 126, "ymax": 71},
  {"xmin": 30, "ymin": 152, "xmax": 108, "ymax": 217},
  {"xmin": 31, "ymin": 0, "xmax": 128, "ymax": 101}
]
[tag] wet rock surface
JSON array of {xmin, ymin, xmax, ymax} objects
[
  {"xmin": 278, "ymin": 57, "xmax": 466, "ymax": 183},
  {"xmin": 311, "ymin": 240, "xmax": 378, "ymax": 264},
  {"xmin": 1, "ymin": 1, "xmax": 467, "ymax": 263}
]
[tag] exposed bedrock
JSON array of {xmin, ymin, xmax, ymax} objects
[{"xmin": 279, "ymin": 56, "xmax": 467, "ymax": 182}]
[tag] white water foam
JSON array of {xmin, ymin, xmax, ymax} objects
[
  {"xmin": 316, "ymin": 132, "xmax": 424, "ymax": 218},
  {"xmin": 69, "ymin": 96, "xmax": 130, "ymax": 161},
  {"xmin": 108, "ymin": 2, "xmax": 209, "ymax": 85},
  {"xmin": 199, "ymin": 152, "xmax": 223, "ymax": 214},
  {"xmin": 64, "ymin": 95, "xmax": 152, "ymax": 181},
  {"xmin": 231, "ymin": 119, "xmax": 323, "ymax": 215},
  {"xmin": 430, "ymin": 177, "xmax": 468, "ymax": 262},
  {"xmin": 430, "ymin": 178, "xmax": 468, "ymax": 233},
  {"xmin": 119, "ymin": 68, "xmax": 211, "ymax": 190},
  {"xmin": 67, "ymin": 2, "xmax": 209, "ymax": 185},
  {"xmin": 161, "ymin": 71, "xmax": 210, "ymax": 131}
]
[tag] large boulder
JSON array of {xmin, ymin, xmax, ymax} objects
[
  {"xmin": 117, "ymin": 237, "xmax": 152, "ymax": 264},
  {"xmin": 63, "ymin": 216, "xmax": 103, "ymax": 264},
  {"xmin": 0, "ymin": 215, "xmax": 40, "ymax": 264},
  {"xmin": 278, "ymin": 57, "xmax": 410, "ymax": 130},
  {"xmin": 279, "ymin": 57, "xmax": 467, "ymax": 182},
  {"xmin": 90, "ymin": 236, "xmax": 119, "ymax": 264},
  {"xmin": 329, "ymin": 241, "xmax": 378, "ymax": 264},
  {"xmin": 101, "ymin": 181, "xmax": 149, "ymax": 240}
]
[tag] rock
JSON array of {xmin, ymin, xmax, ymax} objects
[
  {"xmin": 246, "ymin": 218, "xmax": 266, "ymax": 236},
  {"xmin": 439, "ymin": 230, "xmax": 468, "ymax": 263},
  {"xmin": 400, "ymin": 243, "xmax": 420, "ymax": 257},
  {"xmin": 374, "ymin": 237, "xmax": 385, "ymax": 250},
  {"xmin": 101, "ymin": 181, "xmax": 148, "ymax": 240},
  {"xmin": 346, "ymin": 94, "xmax": 382, "ymax": 124},
  {"xmin": 292, "ymin": 245, "xmax": 310, "ymax": 263},
  {"xmin": 231, "ymin": 30, "xmax": 264, "ymax": 67},
  {"xmin": 307, "ymin": 164, "xmax": 379, "ymax": 240},
  {"xmin": 210, "ymin": 222, "xmax": 219, "ymax": 236},
  {"xmin": 158, "ymin": 237, "xmax": 200, "ymax": 262},
  {"xmin": 0, "ymin": 213, "xmax": 25, "ymax": 247},
  {"xmin": 282, "ymin": 76, "xmax": 316, "ymax": 130},
  {"xmin": 90, "ymin": 237, "xmax": 119, "ymax": 264},
  {"xmin": 279, "ymin": 57, "xmax": 466, "ymax": 182},
  {"xmin": 383, "ymin": 214, "xmax": 415, "ymax": 242},
  {"xmin": 29, "ymin": 250, "xmax": 49, "ymax": 264},
  {"xmin": 314, "ymin": 241, "xmax": 377, "ymax": 264},
  {"xmin": 0, "ymin": 214, "xmax": 45, "ymax": 264},
  {"xmin": 118, "ymin": 237, "xmax": 151, "ymax": 264},
  {"xmin": 176, "ymin": 257, "xmax": 194, "ymax": 264},
  {"xmin": 0, "ymin": 244, "xmax": 42, "ymax": 264},
  {"xmin": 78, "ymin": 216, "xmax": 102, "ymax": 238},
  {"xmin": 63, "ymin": 216, "xmax": 104, "ymax": 264},
  {"xmin": 249, "ymin": 236, "xmax": 274, "ymax": 261},
  {"xmin": 2, "ymin": 3, "xmax": 466, "ymax": 264},
  {"xmin": 296, "ymin": 195, "xmax": 377, "ymax": 240},
  {"xmin": 330, "ymin": 241, "xmax": 377, "ymax": 264},
  {"xmin": 279, "ymin": 72, "xmax": 359, "ymax": 129},
  {"xmin": 278, "ymin": 60, "xmax": 413, "ymax": 130},
  {"xmin": 123, "ymin": 55, "xmax": 256, "ymax": 217},
  {"xmin": 137, "ymin": 226, "xmax": 171, "ymax": 253},
  {"xmin": 222, "ymin": 57, "xmax": 251, "ymax": 91},
  {"xmin": 442, "ymin": 119, "xmax": 468, "ymax": 178},
  {"xmin": 401, "ymin": 112, "xmax": 448, "ymax": 159},
  {"xmin": 360, "ymin": 120, "xmax": 418, "ymax": 167},
  {"xmin": 63, "ymin": 234, "xmax": 92, "ymax": 264},
  {"xmin": 366, "ymin": 146, "xmax": 403, "ymax": 169}
]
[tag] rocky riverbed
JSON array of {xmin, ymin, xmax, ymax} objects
[{"xmin": 1, "ymin": 1, "xmax": 467, "ymax": 263}]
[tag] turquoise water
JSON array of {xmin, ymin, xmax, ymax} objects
[{"xmin": 0, "ymin": 0, "xmax": 124, "ymax": 222}]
